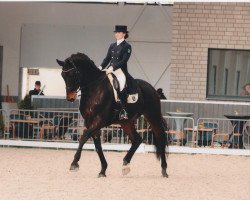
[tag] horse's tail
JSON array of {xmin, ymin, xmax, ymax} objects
[
  {"xmin": 152, "ymin": 116, "xmax": 169, "ymax": 160},
  {"xmin": 161, "ymin": 117, "xmax": 169, "ymax": 147},
  {"xmin": 137, "ymin": 79, "xmax": 168, "ymax": 160}
]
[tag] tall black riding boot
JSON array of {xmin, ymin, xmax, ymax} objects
[{"xmin": 119, "ymin": 90, "xmax": 128, "ymax": 120}]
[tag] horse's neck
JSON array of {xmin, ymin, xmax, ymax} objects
[
  {"xmin": 78, "ymin": 61, "xmax": 104, "ymax": 87},
  {"xmin": 79, "ymin": 76, "xmax": 111, "ymax": 119}
]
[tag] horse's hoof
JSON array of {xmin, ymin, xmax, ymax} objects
[
  {"xmin": 162, "ymin": 174, "xmax": 169, "ymax": 178},
  {"xmin": 122, "ymin": 164, "xmax": 130, "ymax": 176},
  {"xmin": 98, "ymin": 173, "xmax": 106, "ymax": 178},
  {"xmin": 161, "ymin": 168, "xmax": 168, "ymax": 178},
  {"xmin": 162, "ymin": 172, "xmax": 169, "ymax": 178},
  {"xmin": 70, "ymin": 163, "xmax": 79, "ymax": 171}
]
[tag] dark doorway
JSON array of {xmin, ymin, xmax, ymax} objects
[{"xmin": 0, "ymin": 46, "xmax": 3, "ymax": 109}]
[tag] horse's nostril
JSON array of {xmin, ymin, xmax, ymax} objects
[{"xmin": 67, "ymin": 97, "xmax": 75, "ymax": 102}]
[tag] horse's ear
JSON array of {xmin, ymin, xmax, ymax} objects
[{"xmin": 56, "ymin": 59, "xmax": 65, "ymax": 67}]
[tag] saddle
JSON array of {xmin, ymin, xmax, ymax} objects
[{"xmin": 106, "ymin": 69, "xmax": 138, "ymax": 103}]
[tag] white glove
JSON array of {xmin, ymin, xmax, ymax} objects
[
  {"xmin": 98, "ymin": 66, "xmax": 102, "ymax": 70},
  {"xmin": 105, "ymin": 66, "xmax": 114, "ymax": 74}
]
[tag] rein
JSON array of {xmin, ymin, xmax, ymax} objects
[{"xmin": 62, "ymin": 68, "xmax": 75, "ymax": 73}]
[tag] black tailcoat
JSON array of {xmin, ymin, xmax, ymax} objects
[{"xmin": 101, "ymin": 40, "xmax": 132, "ymax": 74}]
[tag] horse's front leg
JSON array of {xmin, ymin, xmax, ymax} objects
[
  {"xmin": 93, "ymin": 132, "xmax": 108, "ymax": 177},
  {"xmin": 70, "ymin": 126, "xmax": 100, "ymax": 171}
]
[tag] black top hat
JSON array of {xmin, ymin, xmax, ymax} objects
[{"xmin": 114, "ymin": 25, "xmax": 128, "ymax": 33}]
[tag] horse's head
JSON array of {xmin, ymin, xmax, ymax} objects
[
  {"xmin": 56, "ymin": 58, "xmax": 80, "ymax": 102},
  {"xmin": 57, "ymin": 53, "xmax": 103, "ymax": 102}
]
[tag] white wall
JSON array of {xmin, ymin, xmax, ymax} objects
[
  {"xmin": 0, "ymin": 2, "xmax": 172, "ymax": 99},
  {"xmin": 22, "ymin": 68, "xmax": 65, "ymax": 98},
  {"xmin": 20, "ymin": 24, "xmax": 114, "ymax": 68}
]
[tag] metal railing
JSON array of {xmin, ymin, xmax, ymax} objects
[
  {"xmin": 0, "ymin": 110, "xmax": 154, "ymax": 145},
  {"xmin": 2, "ymin": 109, "xmax": 84, "ymax": 141},
  {"xmin": 101, "ymin": 124, "xmax": 127, "ymax": 144},
  {"xmin": 164, "ymin": 116, "xmax": 195, "ymax": 147},
  {"xmin": 100, "ymin": 116, "xmax": 152, "ymax": 144},
  {"xmin": 0, "ymin": 109, "xmax": 8, "ymax": 139},
  {"xmin": 197, "ymin": 118, "xmax": 250, "ymax": 149},
  {"xmin": 1, "ymin": 109, "xmax": 250, "ymax": 150}
]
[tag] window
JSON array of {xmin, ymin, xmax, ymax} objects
[{"xmin": 207, "ymin": 48, "xmax": 250, "ymax": 101}]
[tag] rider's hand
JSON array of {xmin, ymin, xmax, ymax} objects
[
  {"xmin": 106, "ymin": 66, "xmax": 114, "ymax": 74},
  {"xmin": 98, "ymin": 66, "xmax": 102, "ymax": 70}
]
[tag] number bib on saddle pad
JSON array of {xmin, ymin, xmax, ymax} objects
[{"xmin": 107, "ymin": 68, "xmax": 138, "ymax": 104}]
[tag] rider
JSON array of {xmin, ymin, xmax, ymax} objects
[{"xmin": 99, "ymin": 25, "xmax": 135, "ymax": 120}]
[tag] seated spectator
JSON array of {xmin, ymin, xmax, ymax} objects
[
  {"xmin": 156, "ymin": 88, "xmax": 167, "ymax": 100},
  {"xmin": 29, "ymin": 81, "xmax": 44, "ymax": 96},
  {"xmin": 240, "ymin": 83, "xmax": 250, "ymax": 96}
]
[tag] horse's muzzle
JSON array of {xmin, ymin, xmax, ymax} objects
[{"xmin": 66, "ymin": 91, "xmax": 77, "ymax": 102}]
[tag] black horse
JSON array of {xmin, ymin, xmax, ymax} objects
[{"xmin": 56, "ymin": 53, "xmax": 168, "ymax": 177}]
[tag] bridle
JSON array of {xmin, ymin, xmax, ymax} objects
[
  {"xmin": 62, "ymin": 59, "xmax": 81, "ymax": 93},
  {"xmin": 62, "ymin": 59, "xmax": 107, "ymax": 95}
]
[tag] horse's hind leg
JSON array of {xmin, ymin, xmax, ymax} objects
[
  {"xmin": 93, "ymin": 133, "xmax": 108, "ymax": 178},
  {"xmin": 144, "ymin": 114, "xmax": 168, "ymax": 177},
  {"xmin": 120, "ymin": 121, "xmax": 142, "ymax": 175}
]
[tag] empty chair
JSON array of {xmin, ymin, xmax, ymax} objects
[
  {"xmin": 244, "ymin": 126, "xmax": 250, "ymax": 148},
  {"xmin": 137, "ymin": 116, "xmax": 152, "ymax": 144},
  {"xmin": 198, "ymin": 122, "xmax": 218, "ymax": 147},
  {"xmin": 212, "ymin": 133, "xmax": 229, "ymax": 148},
  {"xmin": 57, "ymin": 116, "xmax": 73, "ymax": 138},
  {"xmin": 166, "ymin": 129, "xmax": 186, "ymax": 146},
  {"xmin": 9, "ymin": 114, "xmax": 33, "ymax": 139},
  {"xmin": 166, "ymin": 118, "xmax": 187, "ymax": 146}
]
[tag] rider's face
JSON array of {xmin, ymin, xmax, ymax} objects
[{"xmin": 115, "ymin": 32, "xmax": 126, "ymax": 40}]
